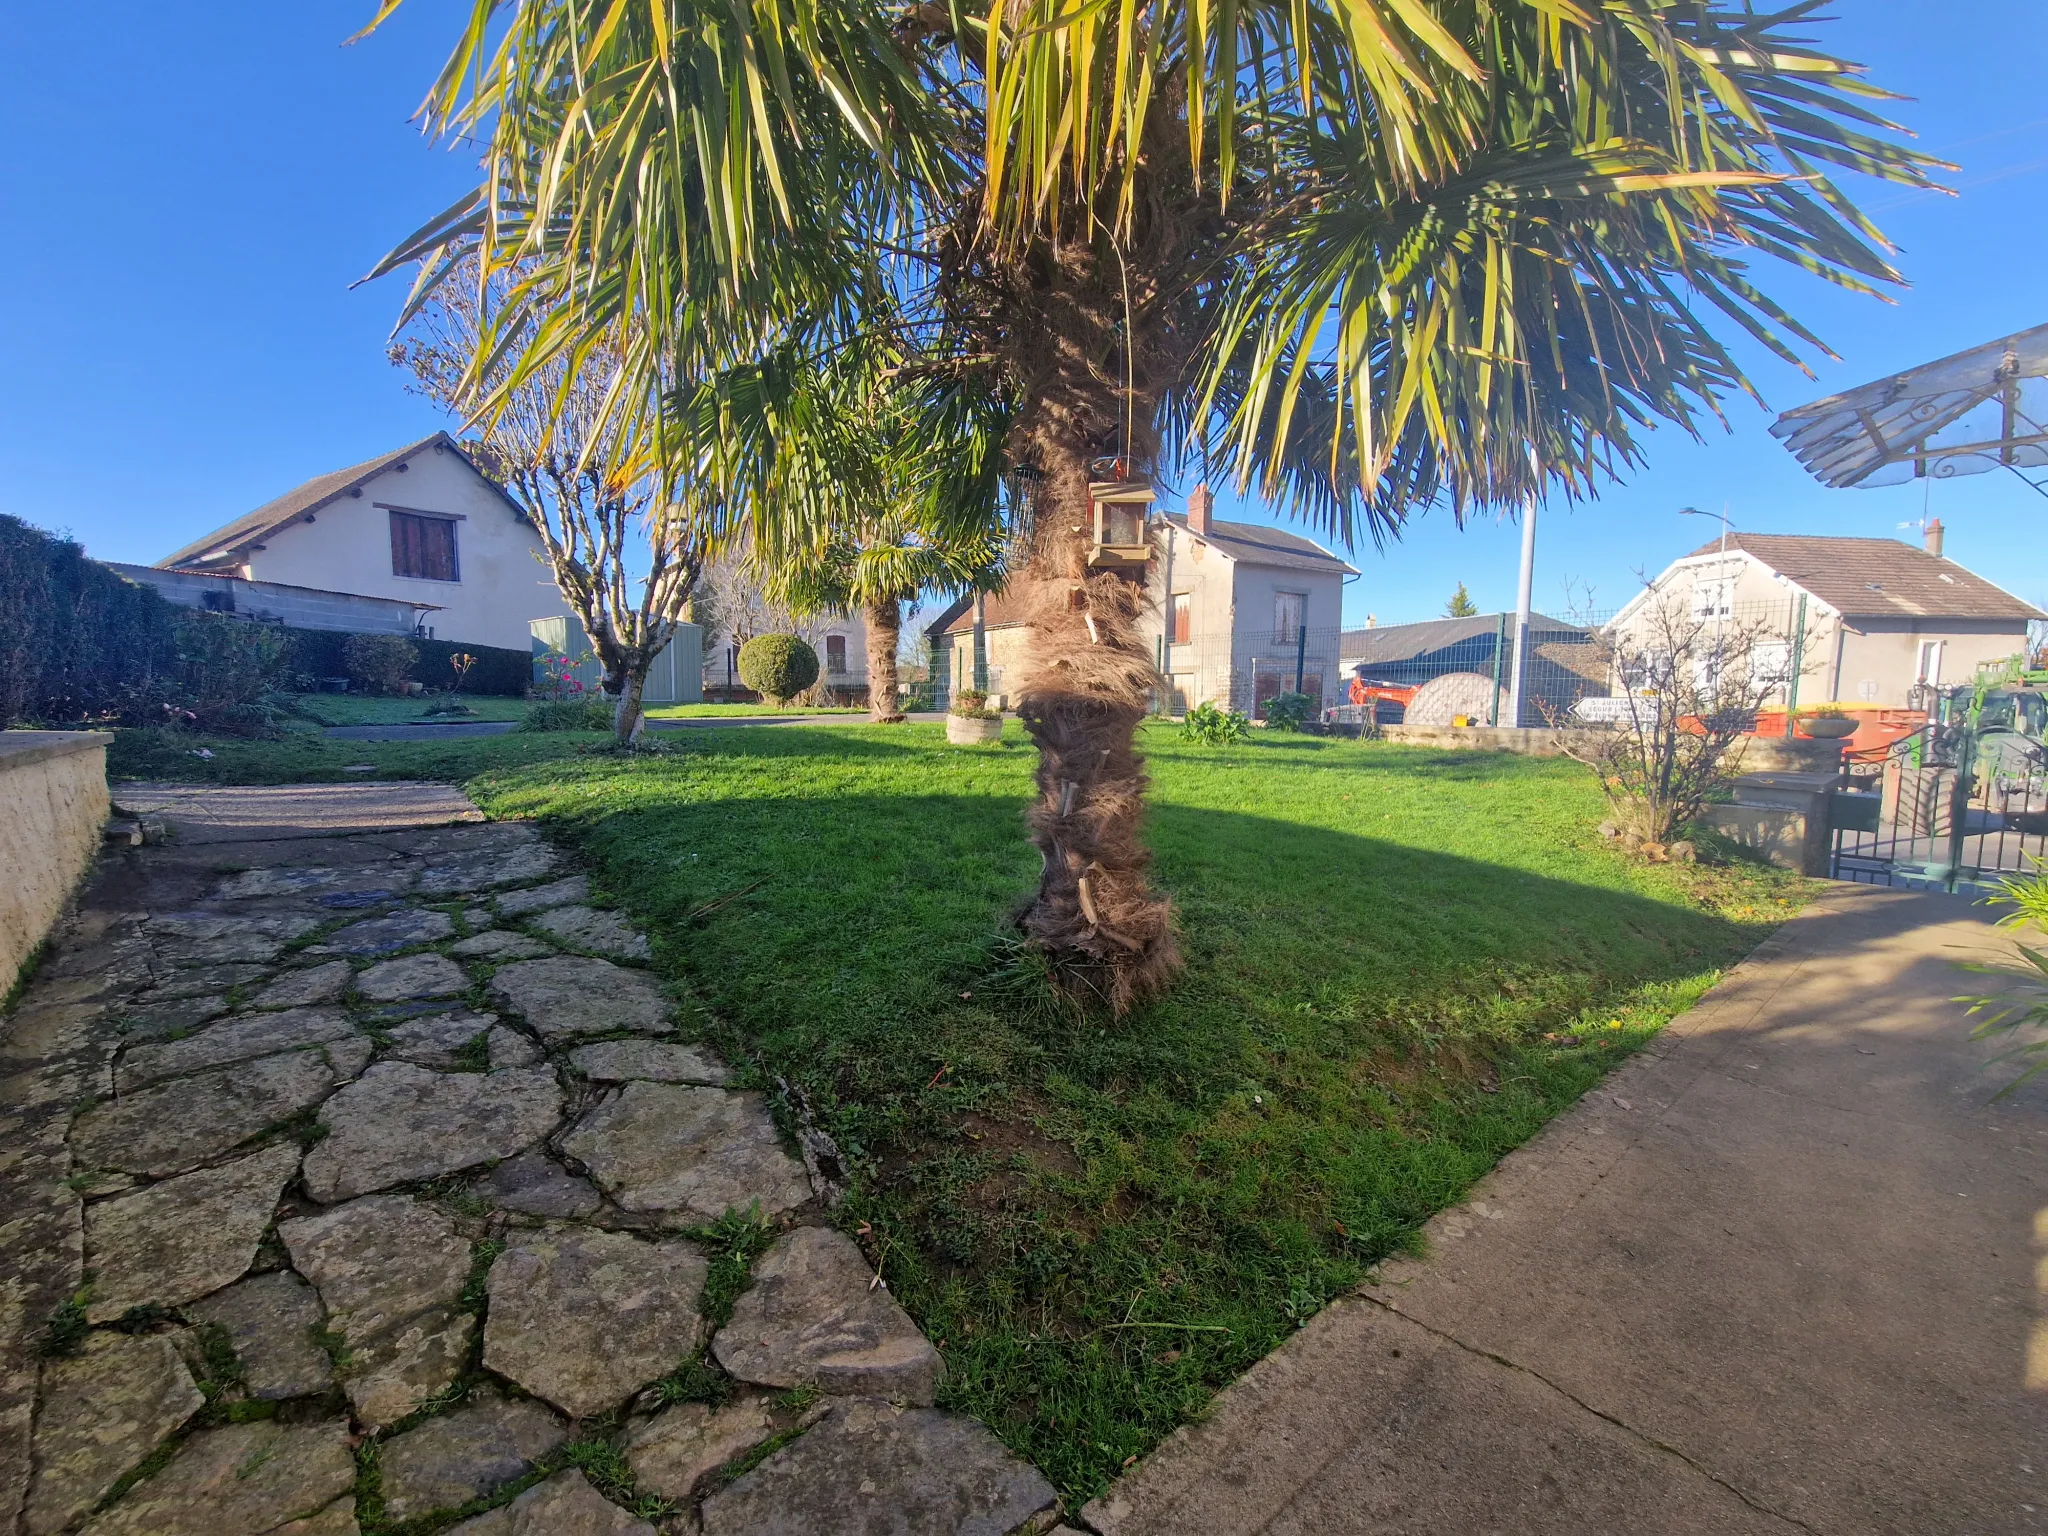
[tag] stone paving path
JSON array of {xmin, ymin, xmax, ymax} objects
[{"xmin": 1, "ymin": 784, "xmax": 1057, "ymax": 1535}]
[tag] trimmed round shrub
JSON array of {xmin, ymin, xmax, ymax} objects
[
  {"xmin": 737, "ymin": 634, "xmax": 820, "ymax": 705},
  {"xmin": 343, "ymin": 633, "xmax": 419, "ymax": 695}
]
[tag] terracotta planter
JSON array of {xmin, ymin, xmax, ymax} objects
[
  {"xmin": 947, "ymin": 714, "xmax": 1003, "ymax": 745},
  {"xmin": 1797, "ymin": 715, "xmax": 1858, "ymax": 740}
]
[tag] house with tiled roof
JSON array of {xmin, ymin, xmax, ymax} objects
[
  {"xmin": 1612, "ymin": 524, "xmax": 2044, "ymax": 708},
  {"xmin": 151, "ymin": 433, "xmax": 563, "ymax": 653},
  {"xmin": 926, "ymin": 487, "xmax": 1358, "ymax": 714}
]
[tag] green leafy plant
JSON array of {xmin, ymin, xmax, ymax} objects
[
  {"xmin": 1959, "ymin": 856, "xmax": 2048, "ymax": 1096},
  {"xmin": 1986, "ymin": 856, "xmax": 2048, "ymax": 933},
  {"xmin": 39, "ymin": 1286, "xmax": 92, "ymax": 1357},
  {"xmin": 1263, "ymin": 692, "xmax": 1317, "ymax": 732},
  {"xmin": 1180, "ymin": 702, "xmax": 1249, "ymax": 746},
  {"xmin": 737, "ymin": 635, "xmax": 820, "ymax": 707},
  {"xmin": 343, "ymin": 633, "xmax": 418, "ymax": 695},
  {"xmin": 949, "ymin": 688, "xmax": 999, "ymax": 721},
  {"xmin": 521, "ymin": 698, "xmax": 613, "ymax": 732}
]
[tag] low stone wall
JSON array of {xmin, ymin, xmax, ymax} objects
[
  {"xmin": 0, "ymin": 732, "xmax": 111, "ymax": 997},
  {"xmin": 1378, "ymin": 724, "xmax": 1845, "ymax": 774},
  {"xmin": 1379, "ymin": 725, "xmax": 1608, "ymax": 757}
]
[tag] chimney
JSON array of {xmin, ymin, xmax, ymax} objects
[
  {"xmin": 1187, "ymin": 483, "xmax": 1214, "ymax": 537},
  {"xmin": 1924, "ymin": 518, "xmax": 1944, "ymax": 559}
]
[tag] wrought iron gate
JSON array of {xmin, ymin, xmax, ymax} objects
[{"xmin": 1830, "ymin": 702, "xmax": 2048, "ymax": 892}]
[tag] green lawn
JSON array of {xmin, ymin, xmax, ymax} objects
[
  {"xmin": 643, "ymin": 702, "xmax": 865, "ymax": 719},
  {"xmin": 285, "ymin": 691, "xmax": 534, "ymax": 726},
  {"xmin": 278, "ymin": 693, "xmax": 865, "ymax": 729},
  {"xmin": 108, "ymin": 721, "xmax": 1810, "ymax": 1501}
]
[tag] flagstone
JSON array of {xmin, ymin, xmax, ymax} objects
[
  {"xmin": 301, "ymin": 1063, "xmax": 565, "ymax": 1202},
  {"xmin": 487, "ymin": 957, "xmax": 669, "ymax": 1043},
  {"xmin": 25, "ymin": 1332, "xmax": 203, "ymax": 1536},
  {"xmin": 77, "ymin": 1418, "xmax": 356, "ymax": 1536},
  {"xmin": 247, "ymin": 962, "xmax": 355, "ymax": 1010},
  {"xmin": 116, "ymin": 1007, "xmax": 357, "ymax": 1091},
  {"xmin": 699, "ymin": 1400, "xmax": 1057, "ymax": 1536},
  {"xmin": 445, "ymin": 1469, "xmax": 655, "ymax": 1535},
  {"xmin": 305, "ymin": 909, "xmax": 454, "ymax": 957},
  {"xmin": 526, "ymin": 907, "xmax": 649, "ymax": 960},
  {"xmin": 568, "ymin": 1040, "xmax": 731, "ymax": 1086},
  {"xmin": 482, "ymin": 1228, "xmax": 707, "ymax": 1419},
  {"xmin": 73, "ymin": 1049, "xmax": 355, "ymax": 1177},
  {"xmin": 355, "ymin": 953, "xmax": 470, "ymax": 1003},
  {"xmin": 378, "ymin": 1392, "xmax": 568, "ymax": 1521},
  {"xmin": 560, "ymin": 1083, "xmax": 811, "ymax": 1225},
  {"xmin": 83, "ymin": 1144, "xmax": 301, "ymax": 1321},
  {"xmin": 492, "ymin": 876, "xmax": 589, "ymax": 917},
  {"xmin": 382, "ymin": 1010, "xmax": 497, "ymax": 1068},
  {"xmin": 189, "ymin": 1272, "xmax": 335, "ymax": 1400},
  {"xmin": 712, "ymin": 1227, "xmax": 940, "ymax": 1404}
]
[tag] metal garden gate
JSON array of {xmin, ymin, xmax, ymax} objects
[{"xmin": 1830, "ymin": 699, "xmax": 2047, "ymax": 892}]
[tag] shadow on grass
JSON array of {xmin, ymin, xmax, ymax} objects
[{"xmin": 478, "ymin": 750, "xmax": 1794, "ymax": 1503}]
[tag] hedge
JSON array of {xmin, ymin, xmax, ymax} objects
[
  {"xmin": 0, "ymin": 513, "xmax": 182, "ymax": 725},
  {"xmin": 281, "ymin": 629, "xmax": 530, "ymax": 696},
  {"xmin": 0, "ymin": 512, "xmax": 533, "ymax": 724}
]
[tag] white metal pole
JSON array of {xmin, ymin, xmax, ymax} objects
[{"xmin": 1507, "ymin": 492, "xmax": 1537, "ymax": 727}]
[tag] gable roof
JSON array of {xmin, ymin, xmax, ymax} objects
[
  {"xmin": 1679, "ymin": 533, "xmax": 2042, "ymax": 622},
  {"xmin": 1340, "ymin": 612, "xmax": 1582, "ymax": 667},
  {"xmin": 1162, "ymin": 513, "xmax": 1359, "ymax": 575},
  {"xmin": 929, "ymin": 589, "xmax": 1026, "ymax": 637},
  {"xmin": 157, "ymin": 432, "xmax": 525, "ymax": 571}
]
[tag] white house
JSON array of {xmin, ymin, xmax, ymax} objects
[
  {"xmin": 928, "ymin": 485, "xmax": 1357, "ymax": 714},
  {"xmin": 155, "ymin": 433, "xmax": 562, "ymax": 654},
  {"xmin": 1610, "ymin": 525, "xmax": 2043, "ymax": 709}
]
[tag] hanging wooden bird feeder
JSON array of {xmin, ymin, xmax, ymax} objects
[{"xmin": 1087, "ymin": 480, "xmax": 1156, "ymax": 571}]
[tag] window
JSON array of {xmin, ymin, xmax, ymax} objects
[
  {"xmin": 826, "ymin": 634, "xmax": 848, "ymax": 675},
  {"xmin": 389, "ymin": 511, "xmax": 459, "ymax": 582},
  {"xmin": 1915, "ymin": 639, "xmax": 1944, "ymax": 685},
  {"xmin": 1748, "ymin": 640, "xmax": 1792, "ymax": 693},
  {"xmin": 1273, "ymin": 591, "xmax": 1305, "ymax": 645},
  {"xmin": 1170, "ymin": 593, "xmax": 1191, "ymax": 645},
  {"xmin": 1690, "ymin": 579, "xmax": 1733, "ymax": 620}
]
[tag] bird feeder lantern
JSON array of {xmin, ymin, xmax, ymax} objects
[{"xmin": 1087, "ymin": 480, "xmax": 1156, "ymax": 571}]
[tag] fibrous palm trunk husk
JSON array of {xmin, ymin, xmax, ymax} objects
[
  {"xmin": 866, "ymin": 595, "xmax": 906, "ymax": 722},
  {"xmin": 1012, "ymin": 445, "xmax": 1180, "ymax": 1014}
]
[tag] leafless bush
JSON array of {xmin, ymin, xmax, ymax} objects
[{"xmin": 1559, "ymin": 595, "xmax": 1810, "ymax": 848}]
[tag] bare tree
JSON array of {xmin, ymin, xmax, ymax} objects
[
  {"xmin": 392, "ymin": 271, "xmax": 699, "ymax": 743},
  {"xmin": 1562, "ymin": 594, "xmax": 1810, "ymax": 850}
]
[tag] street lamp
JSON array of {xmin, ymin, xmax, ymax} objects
[{"xmin": 1677, "ymin": 504, "xmax": 1733, "ymax": 557}]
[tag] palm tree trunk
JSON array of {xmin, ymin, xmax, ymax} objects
[
  {"xmin": 1012, "ymin": 443, "xmax": 1180, "ymax": 1014},
  {"xmin": 865, "ymin": 596, "xmax": 905, "ymax": 722}
]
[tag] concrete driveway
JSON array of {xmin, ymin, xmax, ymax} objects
[{"xmin": 1083, "ymin": 886, "xmax": 2048, "ymax": 1536}]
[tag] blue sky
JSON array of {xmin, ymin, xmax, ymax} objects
[{"xmin": 4, "ymin": 2, "xmax": 2044, "ymax": 629}]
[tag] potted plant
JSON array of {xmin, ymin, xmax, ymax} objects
[
  {"xmin": 947, "ymin": 689, "xmax": 1003, "ymax": 744},
  {"xmin": 1795, "ymin": 705, "xmax": 1859, "ymax": 741}
]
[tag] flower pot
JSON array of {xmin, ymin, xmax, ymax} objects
[
  {"xmin": 947, "ymin": 714, "xmax": 1003, "ymax": 745},
  {"xmin": 1798, "ymin": 715, "xmax": 1858, "ymax": 740}
]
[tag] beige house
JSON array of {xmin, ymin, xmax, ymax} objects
[
  {"xmin": 156, "ymin": 433, "xmax": 562, "ymax": 654},
  {"xmin": 927, "ymin": 487, "xmax": 1357, "ymax": 713},
  {"xmin": 691, "ymin": 559, "xmax": 871, "ymax": 699},
  {"xmin": 1610, "ymin": 525, "xmax": 2042, "ymax": 709}
]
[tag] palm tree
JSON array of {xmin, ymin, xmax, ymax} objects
[
  {"xmin": 684, "ymin": 335, "xmax": 1011, "ymax": 721},
  {"xmin": 762, "ymin": 510, "xmax": 1003, "ymax": 721},
  {"xmin": 371, "ymin": 0, "xmax": 1941, "ymax": 1011}
]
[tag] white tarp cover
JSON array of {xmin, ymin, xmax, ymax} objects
[{"xmin": 1771, "ymin": 323, "xmax": 2048, "ymax": 488}]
